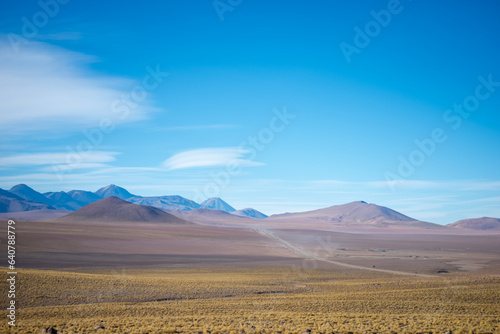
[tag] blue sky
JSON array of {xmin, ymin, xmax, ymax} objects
[{"xmin": 0, "ymin": 0, "xmax": 499, "ymax": 224}]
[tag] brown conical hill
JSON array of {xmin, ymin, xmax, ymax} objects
[
  {"xmin": 268, "ymin": 201, "xmax": 445, "ymax": 229},
  {"xmin": 58, "ymin": 196, "xmax": 192, "ymax": 223}
]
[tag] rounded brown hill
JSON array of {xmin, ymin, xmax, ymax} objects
[
  {"xmin": 59, "ymin": 196, "xmax": 191, "ymax": 223},
  {"xmin": 268, "ymin": 201, "xmax": 445, "ymax": 229},
  {"xmin": 448, "ymin": 217, "xmax": 500, "ymax": 231}
]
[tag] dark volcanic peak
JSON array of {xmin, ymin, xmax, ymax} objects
[
  {"xmin": 9, "ymin": 184, "xmax": 55, "ymax": 206},
  {"xmin": 200, "ymin": 197, "xmax": 236, "ymax": 212},
  {"xmin": 0, "ymin": 187, "xmax": 55, "ymax": 213},
  {"xmin": 59, "ymin": 196, "xmax": 190, "ymax": 223},
  {"xmin": 44, "ymin": 191, "xmax": 73, "ymax": 202},
  {"xmin": 448, "ymin": 217, "xmax": 500, "ymax": 231},
  {"xmin": 94, "ymin": 184, "xmax": 136, "ymax": 200},
  {"xmin": 0, "ymin": 188, "xmax": 22, "ymax": 200},
  {"xmin": 67, "ymin": 190, "xmax": 103, "ymax": 206},
  {"xmin": 44, "ymin": 191, "xmax": 83, "ymax": 210}
]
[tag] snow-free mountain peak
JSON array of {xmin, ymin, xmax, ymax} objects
[
  {"xmin": 94, "ymin": 184, "xmax": 136, "ymax": 200},
  {"xmin": 43, "ymin": 191, "xmax": 82, "ymax": 210},
  {"xmin": 128, "ymin": 195, "xmax": 200, "ymax": 211},
  {"xmin": 67, "ymin": 190, "xmax": 103, "ymax": 206},
  {"xmin": 267, "ymin": 201, "xmax": 445, "ymax": 229},
  {"xmin": 200, "ymin": 197, "xmax": 236, "ymax": 212},
  {"xmin": 0, "ymin": 187, "xmax": 55, "ymax": 213},
  {"xmin": 10, "ymin": 184, "xmax": 56, "ymax": 206}
]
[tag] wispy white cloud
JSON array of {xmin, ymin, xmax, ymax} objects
[
  {"xmin": 0, "ymin": 151, "xmax": 120, "ymax": 167},
  {"xmin": 0, "ymin": 173, "xmax": 76, "ymax": 182},
  {"xmin": 87, "ymin": 166, "xmax": 166, "ymax": 174},
  {"xmin": 41, "ymin": 163, "xmax": 111, "ymax": 172},
  {"xmin": 0, "ymin": 39, "xmax": 151, "ymax": 133},
  {"xmin": 162, "ymin": 147, "xmax": 264, "ymax": 171}
]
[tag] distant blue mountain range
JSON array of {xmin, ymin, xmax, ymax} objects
[{"xmin": 0, "ymin": 184, "xmax": 267, "ymax": 219}]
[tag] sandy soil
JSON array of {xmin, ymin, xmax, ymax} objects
[
  {"xmin": 270, "ymin": 229, "xmax": 500, "ymax": 275},
  {"xmin": 5, "ymin": 220, "xmax": 299, "ymax": 270},
  {"xmin": 2, "ymin": 219, "xmax": 499, "ymax": 275}
]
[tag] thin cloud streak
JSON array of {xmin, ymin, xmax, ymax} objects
[
  {"xmin": 41, "ymin": 163, "xmax": 111, "ymax": 172},
  {"xmin": 162, "ymin": 147, "xmax": 264, "ymax": 171},
  {"xmin": 0, "ymin": 151, "xmax": 120, "ymax": 167}
]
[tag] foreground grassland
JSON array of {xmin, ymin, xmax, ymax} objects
[{"xmin": 1, "ymin": 268, "xmax": 499, "ymax": 333}]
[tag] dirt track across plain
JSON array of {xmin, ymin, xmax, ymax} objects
[{"xmin": 254, "ymin": 227, "xmax": 437, "ymax": 277}]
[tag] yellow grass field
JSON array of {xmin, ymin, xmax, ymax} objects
[{"xmin": 1, "ymin": 267, "xmax": 499, "ymax": 334}]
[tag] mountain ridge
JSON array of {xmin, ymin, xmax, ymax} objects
[
  {"xmin": 2, "ymin": 184, "xmax": 495, "ymax": 231},
  {"xmin": 129, "ymin": 195, "xmax": 200, "ymax": 211},
  {"xmin": 267, "ymin": 201, "xmax": 445, "ymax": 229},
  {"xmin": 10, "ymin": 184, "xmax": 59, "ymax": 207},
  {"xmin": 448, "ymin": 217, "xmax": 500, "ymax": 231},
  {"xmin": 44, "ymin": 191, "xmax": 84, "ymax": 210},
  {"xmin": 67, "ymin": 190, "xmax": 103, "ymax": 206},
  {"xmin": 0, "ymin": 187, "xmax": 55, "ymax": 213}
]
